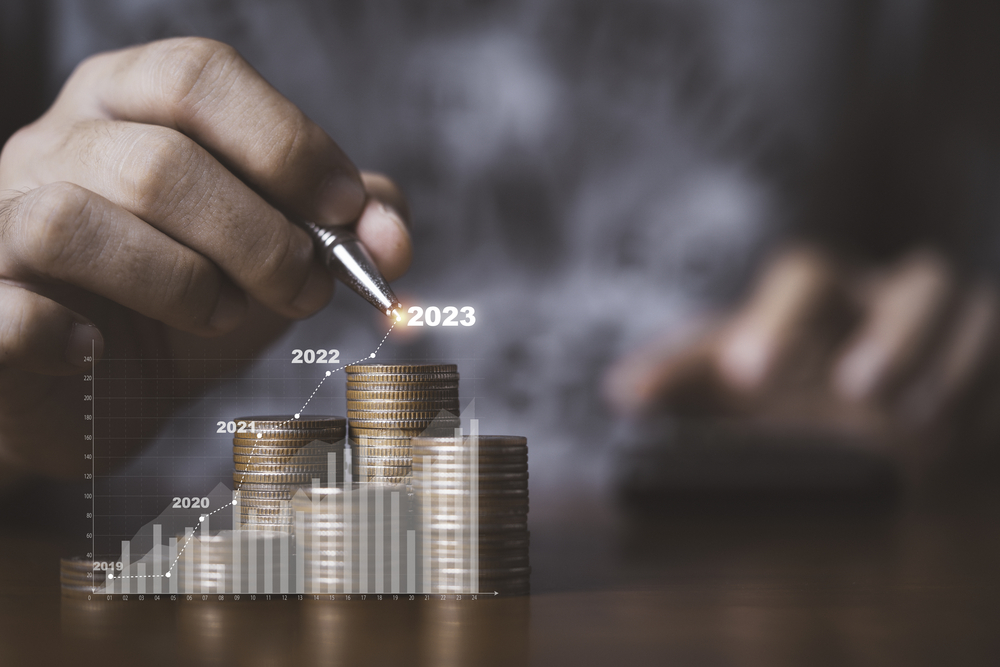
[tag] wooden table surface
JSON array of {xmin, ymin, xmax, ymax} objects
[{"xmin": 2, "ymin": 484, "xmax": 999, "ymax": 666}]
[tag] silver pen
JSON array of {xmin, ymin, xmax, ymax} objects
[{"xmin": 299, "ymin": 220, "xmax": 403, "ymax": 318}]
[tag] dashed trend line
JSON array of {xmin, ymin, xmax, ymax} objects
[{"xmin": 106, "ymin": 318, "xmax": 399, "ymax": 585}]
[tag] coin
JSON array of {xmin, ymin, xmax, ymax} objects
[
  {"xmin": 233, "ymin": 453, "xmax": 334, "ymax": 465},
  {"xmin": 350, "ymin": 446, "xmax": 413, "ymax": 459},
  {"xmin": 346, "ymin": 372, "xmax": 460, "ymax": 383},
  {"xmin": 232, "ymin": 431, "xmax": 345, "ymax": 441},
  {"xmin": 346, "ymin": 388, "xmax": 459, "ymax": 400},
  {"xmin": 347, "ymin": 398, "xmax": 459, "ymax": 409},
  {"xmin": 233, "ymin": 415, "xmax": 346, "ymax": 430},
  {"xmin": 345, "ymin": 363, "xmax": 458, "ymax": 374},
  {"xmin": 233, "ymin": 471, "xmax": 324, "ymax": 484},
  {"xmin": 347, "ymin": 410, "xmax": 455, "ymax": 421},
  {"xmin": 353, "ymin": 474, "xmax": 412, "ymax": 485}
]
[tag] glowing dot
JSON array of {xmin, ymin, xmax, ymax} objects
[
  {"xmin": 107, "ymin": 573, "xmax": 113, "ymax": 580},
  {"xmin": 165, "ymin": 572, "xmax": 171, "ymax": 579},
  {"xmin": 232, "ymin": 499, "xmax": 238, "ymax": 506},
  {"xmin": 369, "ymin": 353, "xmax": 376, "ymax": 358},
  {"xmin": 325, "ymin": 371, "xmax": 331, "ymax": 377},
  {"xmin": 256, "ymin": 433, "xmax": 262, "ymax": 439},
  {"xmin": 199, "ymin": 515, "xmax": 205, "ymax": 523},
  {"xmin": 294, "ymin": 413, "xmax": 300, "ymax": 419}
]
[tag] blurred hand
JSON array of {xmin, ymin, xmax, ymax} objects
[
  {"xmin": 0, "ymin": 38, "xmax": 412, "ymax": 481},
  {"xmin": 604, "ymin": 245, "xmax": 1000, "ymax": 470}
]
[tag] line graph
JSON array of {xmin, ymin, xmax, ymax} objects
[{"xmin": 93, "ymin": 319, "xmax": 398, "ymax": 587}]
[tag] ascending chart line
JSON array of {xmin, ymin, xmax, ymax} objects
[{"xmin": 106, "ymin": 319, "xmax": 398, "ymax": 585}]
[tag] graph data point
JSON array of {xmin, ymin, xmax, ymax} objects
[
  {"xmin": 294, "ymin": 413, "xmax": 300, "ymax": 419},
  {"xmin": 325, "ymin": 371, "xmax": 331, "ymax": 377},
  {"xmin": 256, "ymin": 432, "xmax": 262, "ymax": 438},
  {"xmin": 232, "ymin": 500, "xmax": 238, "ymax": 506},
  {"xmin": 370, "ymin": 353, "xmax": 376, "ymax": 358},
  {"xmin": 165, "ymin": 572, "xmax": 171, "ymax": 579},
  {"xmin": 199, "ymin": 515, "xmax": 205, "ymax": 522},
  {"xmin": 107, "ymin": 573, "xmax": 113, "ymax": 580}
]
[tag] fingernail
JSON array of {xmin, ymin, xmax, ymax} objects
[
  {"xmin": 833, "ymin": 339, "xmax": 883, "ymax": 401},
  {"xmin": 209, "ymin": 286, "xmax": 248, "ymax": 332},
  {"xmin": 317, "ymin": 172, "xmax": 366, "ymax": 226},
  {"xmin": 371, "ymin": 201, "xmax": 411, "ymax": 239},
  {"xmin": 719, "ymin": 326, "xmax": 770, "ymax": 390},
  {"xmin": 65, "ymin": 322, "xmax": 104, "ymax": 367},
  {"xmin": 290, "ymin": 262, "xmax": 333, "ymax": 315}
]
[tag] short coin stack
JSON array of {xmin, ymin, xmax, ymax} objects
[
  {"xmin": 60, "ymin": 557, "xmax": 105, "ymax": 597},
  {"xmin": 233, "ymin": 415, "xmax": 346, "ymax": 532},
  {"xmin": 413, "ymin": 435, "xmax": 530, "ymax": 596},
  {"xmin": 347, "ymin": 364, "xmax": 460, "ymax": 485}
]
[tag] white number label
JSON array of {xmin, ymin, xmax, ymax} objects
[
  {"xmin": 407, "ymin": 306, "xmax": 475, "ymax": 327},
  {"xmin": 217, "ymin": 420, "xmax": 255, "ymax": 434},
  {"xmin": 172, "ymin": 497, "xmax": 210, "ymax": 509},
  {"xmin": 92, "ymin": 561, "xmax": 123, "ymax": 572},
  {"xmin": 291, "ymin": 349, "xmax": 340, "ymax": 364}
]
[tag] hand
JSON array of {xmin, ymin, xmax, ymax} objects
[
  {"xmin": 0, "ymin": 38, "xmax": 412, "ymax": 482},
  {"xmin": 604, "ymin": 245, "xmax": 1000, "ymax": 475}
]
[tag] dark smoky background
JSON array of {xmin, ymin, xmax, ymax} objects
[{"xmin": 13, "ymin": 0, "xmax": 1000, "ymax": 535}]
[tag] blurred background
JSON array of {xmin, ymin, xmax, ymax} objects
[{"xmin": 4, "ymin": 0, "xmax": 1000, "ymax": 598}]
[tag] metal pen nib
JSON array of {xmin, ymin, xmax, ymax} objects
[{"xmin": 299, "ymin": 220, "xmax": 402, "ymax": 317}]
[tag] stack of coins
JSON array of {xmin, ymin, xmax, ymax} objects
[
  {"xmin": 60, "ymin": 557, "xmax": 106, "ymax": 597},
  {"xmin": 412, "ymin": 435, "xmax": 530, "ymax": 596},
  {"xmin": 233, "ymin": 415, "xmax": 346, "ymax": 532},
  {"xmin": 347, "ymin": 364, "xmax": 460, "ymax": 485}
]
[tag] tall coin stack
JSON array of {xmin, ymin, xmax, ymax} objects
[
  {"xmin": 347, "ymin": 364, "xmax": 461, "ymax": 485},
  {"xmin": 233, "ymin": 415, "xmax": 346, "ymax": 532},
  {"xmin": 413, "ymin": 435, "xmax": 530, "ymax": 596}
]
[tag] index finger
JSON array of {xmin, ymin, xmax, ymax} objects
[{"xmin": 61, "ymin": 37, "xmax": 365, "ymax": 227}]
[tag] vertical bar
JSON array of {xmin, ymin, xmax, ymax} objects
[
  {"xmin": 295, "ymin": 510, "xmax": 305, "ymax": 595},
  {"xmin": 407, "ymin": 529, "xmax": 415, "ymax": 595},
  {"xmin": 120, "ymin": 541, "xmax": 130, "ymax": 594},
  {"xmin": 247, "ymin": 530, "xmax": 257, "ymax": 595},
  {"xmin": 264, "ymin": 534, "xmax": 274, "ymax": 594},
  {"xmin": 375, "ymin": 486, "xmax": 384, "ymax": 594},
  {"xmin": 471, "ymin": 418, "xmax": 479, "ymax": 595},
  {"xmin": 344, "ymin": 483, "xmax": 353, "ymax": 594},
  {"xmin": 279, "ymin": 532, "xmax": 289, "ymax": 594},
  {"xmin": 201, "ymin": 516, "xmax": 210, "ymax": 594},
  {"xmin": 360, "ymin": 486, "xmax": 368, "ymax": 594},
  {"xmin": 232, "ymin": 489, "xmax": 241, "ymax": 595},
  {"xmin": 152, "ymin": 524, "xmax": 162, "ymax": 594},
  {"xmin": 422, "ymin": 462, "xmax": 431, "ymax": 594},
  {"xmin": 455, "ymin": 427, "xmax": 463, "ymax": 595},
  {"xmin": 391, "ymin": 491, "xmax": 400, "ymax": 594},
  {"xmin": 327, "ymin": 452, "xmax": 337, "ymax": 487},
  {"xmin": 137, "ymin": 562, "xmax": 146, "ymax": 595},
  {"xmin": 168, "ymin": 537, "xmax": 178, "ymax": 594},
  {"xmin": 182, "ymin": 528, "xmax": 193, "ymax": 595},
  {"xmin": 312, "ymin": 489, "xmax": 321, "ymax": 595}
]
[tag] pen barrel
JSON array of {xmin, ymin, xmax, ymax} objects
[{"xmin": 300, "ymin": 220, "xmax": 401, "ymax": 316}]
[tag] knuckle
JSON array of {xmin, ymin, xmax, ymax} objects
[
  {"xmin": 156, "ymin": 37, "xmax": 242, "ymax": 114},
  {"xmin": 258, "ymin": 114, "xmax": 313, "ymax": 183},
  {"xmin": 20, "ymin": 183, "xmax": 97, "ymax": 271},
  {"xmin": 120, "ymin": 126, "xmax": 202, "ymax": 219}
]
